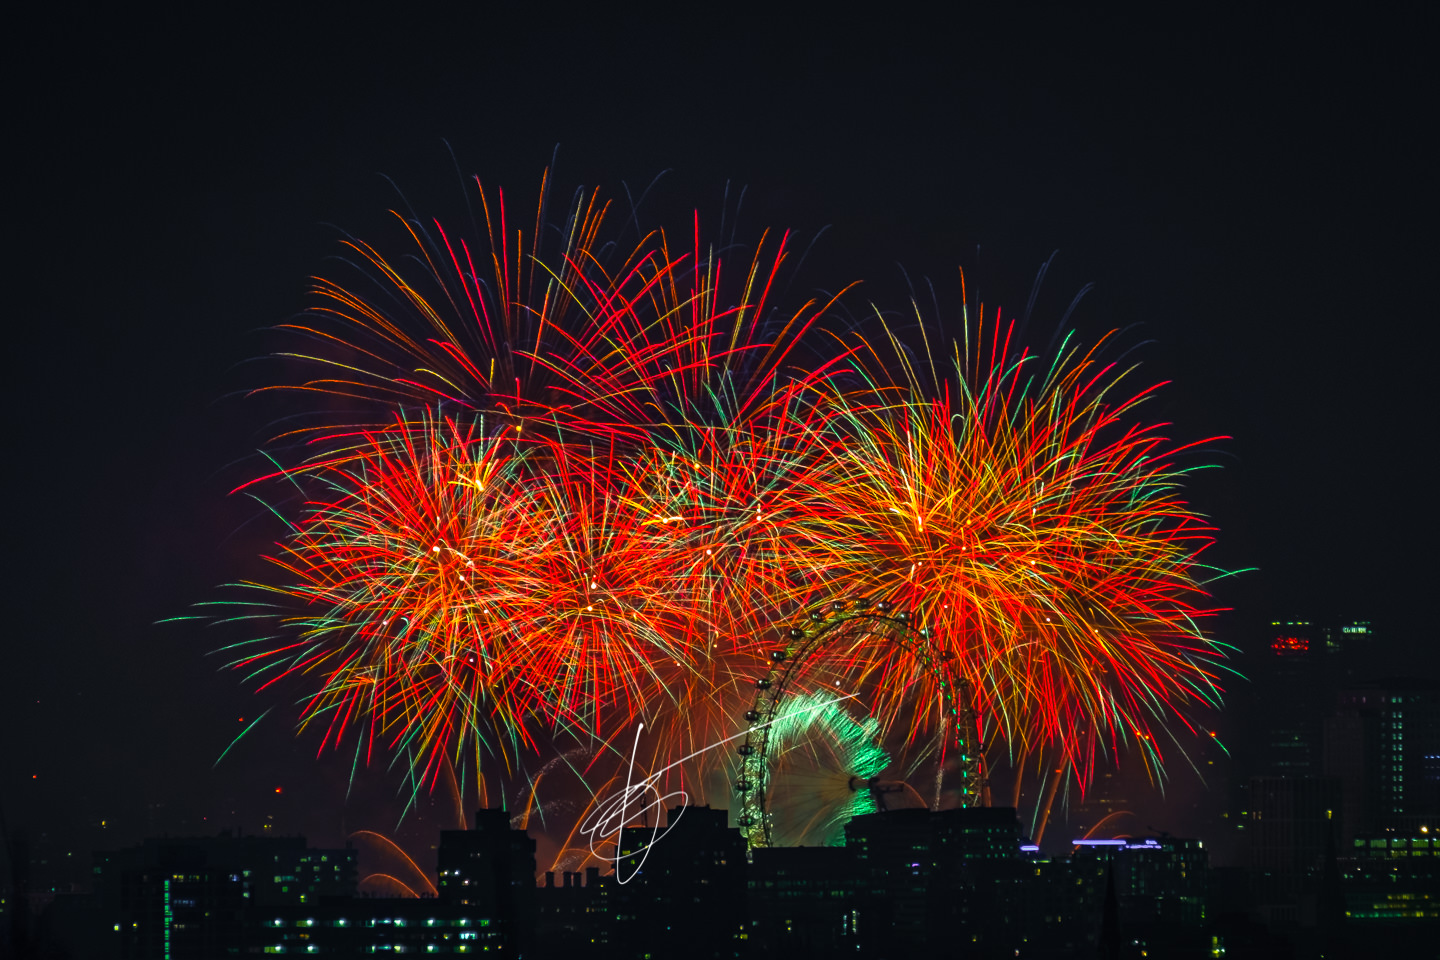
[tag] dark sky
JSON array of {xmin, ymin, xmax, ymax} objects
[{"xmin": 8, "ymin": 7, "xmax": 1431, "ymax": 880}]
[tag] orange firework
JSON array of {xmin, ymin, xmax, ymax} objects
[
  {"xmin": 799, "ymin": 309, "xmax": 1229, "ymax": 785},
  {"xmin": 206, "ymin": 170, "xmax": 1233, "ymax": 833}
]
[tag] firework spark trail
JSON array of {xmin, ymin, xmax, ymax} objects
[
  {"xmin": 215, "ymin": 412, "xmax": 567, "ymax": 787},
  {"xmin": 504, "ymin": 440, "xmax": 702, "ymax": 738},
  {"xmin": 794, "ymin": 309, "xmax": 1229, "ymax": 786},
  {"xmin": 212, "ymin": 172, "xmax": 1232, "ymax": 831},
  {"xmin": 227, "ymin": 175, "xmax": 869, "ymax": 777},
  {"xmin": 764, "ymin": 692, "xmax": 891, "ymax": 846},
  {"xmin": 350, "ymin": 829, "xmax": 438, "ymax": 896},
  {"xmin": 262, "ymin": 176, "xmax": 649, "ymax": 435},
  {"xmin": 231, "ymin": 174, "xmax": 809, "ymax": 707},
  {"xmin": 262, "ymin": 172, "xmax": 852, "ymax": 456}
]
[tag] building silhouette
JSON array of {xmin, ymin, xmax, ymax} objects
[
  {"xmin": 91, "ymin": 834, "xmax": 355, "ymax": 957},
  {"xmin": 611, "ymin": 804, "xmax": 748, "ymax": 958},
  {"xmin": 438, "ymin": 807, "xmax": 537, "ymax": 953},
  {"xmin": 19, "ymin": 789, "xmax": 1434, "ymax": 956},
  {"xmin": 62, "ymin": 813, "xmax": 532, "ymax": 957},
  {"xmin": 1324, "ymin": 680, "xmax": 1440, "ymax": 839}
]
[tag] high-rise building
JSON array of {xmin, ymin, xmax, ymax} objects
[
  {"xmin": 535, "ymin": 865, "xmax": 611, "ymax": 954},
  {"xmin": 1335, "ymin": 830, "xmax": 1439, "ymax": 955},
  {"xmin": 1325, "ymin": 679, "xmax": 1440, "ymax": 839},
  {"xmin": 746, "ymin": 846, "xmax": 862, "ymax": 953},
  {"xmin": 1341, "ymin": 832, "xmax": 1439, "ymax": 917},
  {"xmin": 1065, "ymin": 837, "xmax": 1210, "ymax": 955},
  {"xmin": 1255, "ymin": 619, "xmax": 1378, "ymax": 769},
  {"xmin": 1321, "ymin": 619, "xmax": 1375, "ymax": 662},
  {"xmin": 1104, "ymin": 837, "xmax": 1208, "ymax": 925},
  {"xmin": 844, "ymin": 806, "xmax": 1026, "ymax": 953},
  {"xmin": 437, "ymin": 808, "xmax": 537, "ymax": 952},
  {"xmin": 89, "ymin": 834, "xmax": 356, "ymax": 958},
  {"xmin": 1245, "ymin": 775, "xmax": 1342, "ymax": 925},
  {"xmin": 1257, "ymin": 620, "xmax": 1329, "ymax": 777},
  {"xmin": 611, "ymin": 804, "xmax": 748, "ymax": 958},
  {"xmin": 255, "ymin": 898, "xmax": 509, "ymax": 955}
]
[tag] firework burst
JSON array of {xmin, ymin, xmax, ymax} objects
[
  {"xmin": 764, "ymin": 692, "xmax": 894, "ymax": 846},
  {"xmin": 228, "ymin": 173, "xmax": 864, "ymax": 785},
  {"xmin": 801, "ymin": 309, "xmax": 1229, "ymax": 785},
  {"xmin": 217, "ymin": 413, "xmax": 607, "ymax": 788},
  {"xmin": 207, "ymin": 170, "xmax": 1233, "ymax": 834}
]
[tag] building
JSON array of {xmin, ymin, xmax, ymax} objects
[
  {"xmin": 42, "ymin": 806, "xmax": 1256, "ymax": 957},
  {"xmin": 843, "ymin": 805, "xmax": 1027, "ymax": 955},
  {"xmin": 1245, "ymin": 775, "xmax": 1342, "ymax": 925},
  {"xmin": 437, "ymin": 808, "xmax": 537, "ymax": 954},
  {"xmin": 79, "ymin": 823, "xmax": 534, "ymax": 958},
  {"xmin": 1251, "ymin": 619, "xmax": 1379, "ymax": 780},
  {"xmin": 746, "ymin": 846, "xmax": 862, "ymax": 953},
  {"xmin": 1257, "ymin": 620, "xmax": 1329, "ymax": 777},
  {"xmin": 534, "ymin": 865, "xmax": 610, "ymax": 955},
  {"xmin": 611, "ymin": 804, "xmax": 748, "ymax": 958},
  {"xmin": 90, "ymin": 834, "xmax": 356, "ymax": 957},
  {"xmin": 1074, "ymin": 837, "xmax": 1208, "ymax": 926},
  {"xmin": 253, "ymin": 897, "xmax": 508, "ymax": 955},
  {"xmin": 1342, "ymin": 832, "xmax": 1439, "ymax": 919}
]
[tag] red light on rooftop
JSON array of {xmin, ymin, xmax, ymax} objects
[{"xmin": 1271, "ymin": 636, "xmax": 1309, "ymax": 656}]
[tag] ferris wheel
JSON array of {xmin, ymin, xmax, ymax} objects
[{"xmin": 733, "ymin": 596, "xmax": 989, "ymax": 850}]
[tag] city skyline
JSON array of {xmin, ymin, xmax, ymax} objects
[{"xmin": 25, "ymin": 791, "xmax": 1437, "ymax": 957}]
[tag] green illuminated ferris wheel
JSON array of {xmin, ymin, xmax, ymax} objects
[{"xmin": 732, "ymin": 597, "xmax": 987, "ymax": 850}]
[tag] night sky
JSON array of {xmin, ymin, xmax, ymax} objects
[{"xmin": 8, "ymin": 8, "xmax": 1431, "ymax": 883}]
